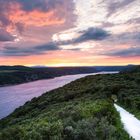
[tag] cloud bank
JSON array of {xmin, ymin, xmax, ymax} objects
[
  {"xmin": 1, "ymin": 27, "xmax": 110, "ymax": 56},
  {"xmin": 0, "ymin": 0, "xmax": 140, "ymax": 66}
]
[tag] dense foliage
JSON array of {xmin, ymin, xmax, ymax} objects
[
  {"xmin": 1, "ymin": 66, "xmax": 140, "ymax": 139},
  {"xmin": 118, "ymin": 65, "xmax": 140, "ymax": 119}
]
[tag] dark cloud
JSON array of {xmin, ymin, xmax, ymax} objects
[
  {"xmin": 107, "ymin": 0, "xmax": 134, "ymax": 17},
  {"xmin": 127, "ymin": 17, "xmax": 140, "ymax": 24},
  {"xmin": 15, "ymin": 23, "xmax": 25, "ymax": 34},
  {"xmin": 2, "ymin": 43, "xmax": 60, "ymax": 56},
  {"xmin": 2, "ymin": 42, "xmax": 81, "ymax": 56},
  {"xmin": 0, "ymin": 0, "xmax": 64, "ymax": 13},
  {"xmin": 1, "ymin": 27, "xmax": 110, "ymax": 56},
  {"xmin": 121, "ymin": 32, "xmax": 140, "ymax": 42},
  {"xmin": 104, "ymin": 47, "xmax": 140, "ymax": 57},
  {"xmin": 101, "ymin": 22, "xmax": 114, "ymax": 28},
  {"xmin": 0, "ymin": 29, "xmax": 15, "ymax": 42},
  {"xmin": 0, "ymin": 0, "xmax": 12, "ymax": 27},
  {"xmin": 77, "ymin": 28, "xmax": 110, "ymax": 42},
  {"xmin": 19, "ymin": 0, "xmax": 63, "ymax": 12},
  {"xmin": 108, "ymin": 32, "xmax": 140, "ymax": 45},
  {"xmin": 58, "ymin": 27, "xmax": 110, "ymax": 45},
  {"xmin": 34, "ymin": 42, "xmax": 60, "ymax": 51},
  {"xmin": 0, "ymin": 15, "xmax": 11, "ymax": 27}
]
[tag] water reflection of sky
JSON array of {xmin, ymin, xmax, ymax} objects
[{"xmin": 0, "ymin": 72, "xmax": 117, "ymax": 119}]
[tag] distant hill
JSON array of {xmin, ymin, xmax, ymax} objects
[
  {"xmin": 120, "ymin": 65, "xmax": 140, "ymax": 73},
  {"xmin": 0, "ymin": 65, "xmax": 138, "ymax": 86},
  {"xmin": 94, "ymin": 65, "xmax": 135, "ymax": 72},
  {"xmin": 0, "ymin": 66, "xmax": 97, "ymax": 86},
  {"xmin": 0, "ymin": 65, "xmax": 32, "ymax": 71}
]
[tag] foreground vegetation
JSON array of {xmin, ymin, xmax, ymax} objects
[
  {"xmin": 118, "ymin": 66, "xmax": 140, "ymax": 120},
  {"xmin": 0, "ymin": 66, "xmax": 139, "ymax": 139}
]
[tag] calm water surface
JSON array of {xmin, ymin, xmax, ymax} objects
[{"xmin": 0, "ymin": 72, "xmax": 117, "ymax": 119}]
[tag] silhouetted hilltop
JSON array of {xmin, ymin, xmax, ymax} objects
[
  {"xmin": 0, "ymin": 66, "xmax": 97, "ymax": 86},
  {"xmin": 0, "ymin": 65, "xmax": 138, "ymax": 86}
]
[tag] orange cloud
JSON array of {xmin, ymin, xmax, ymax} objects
[{"xmin": 8, "ymin": 3, "xmax": 65, "ymax": 28}]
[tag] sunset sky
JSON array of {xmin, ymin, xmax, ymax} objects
[{"xmin": 0, "ymin": 0, "xmax": 140, "ymax": 66}]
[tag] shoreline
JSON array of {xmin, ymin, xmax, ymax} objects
[
  {"xmin": 0, "ymin": 71, "xmax": 118, "ymax": 119},
  {"xmin": 0, "ymin": 71, "xmax": 119, "ymax": 88}
]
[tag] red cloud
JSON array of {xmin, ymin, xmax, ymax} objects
[
  {"xmin": 1, "ymin": 1, "xmax": 66, "ymax": 35},
  {"xmin": 9, "ymin": 3, "xmax": 65, "ymax": 27}
]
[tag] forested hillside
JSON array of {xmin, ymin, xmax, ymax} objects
[{"xmin": 1, "ymin": 66, "xmax": 139, "ymax": 139}]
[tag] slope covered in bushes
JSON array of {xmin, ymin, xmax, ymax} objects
[{"xmin": 1, "ymin": 67, "xmax": 140, "ymax": 139}]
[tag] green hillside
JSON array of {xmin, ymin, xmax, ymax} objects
[{"xmin": 0, "ymin": 67, "xmax": 140, "ymax": 140}]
